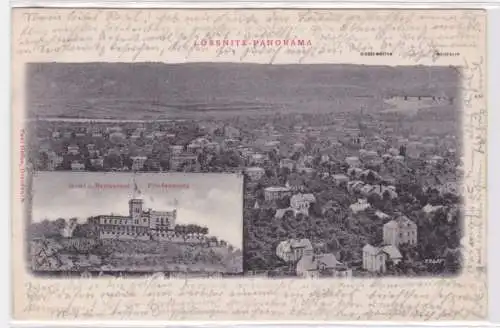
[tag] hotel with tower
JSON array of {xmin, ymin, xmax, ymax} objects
[{"xmin": 88, "ymin": 178, "xmax": 179, "ymax": 241}]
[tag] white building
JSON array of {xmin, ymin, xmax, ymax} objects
[
  {"xmin": 264, "ymin": 186, "xmax": 292, "ymax": 201},
  {"xmin": 250, "ymin": 153, "xmax": 267, "ymax": 165},
  {"xmin": 345, "ymin": 156, "xmax": 361, "ymax": 168},
  {"xmin": 362, "ymin": 244, "xmax": 387, "ymax": 273},
  {"xmin": 245, "ymin": 167, "xmax": 265, "ymax": 181},
  {"xmin": 70, "ymin": 161, "xmax": 85, "ymax": 171},
  {"xmin": 290, "ymin": 193, "xmax": 316, "ymax": 216},
  {"xmin": 362, "ymin": 244, "xmax": 403, "ymax": 273},
  {"xmin": 279, "ymin": 158, "xmax": 295, "ymax": 170},
  {"xmin": 90, "ymin": 157, "xmax": 104, "ymax": 168},
  {"xmin": 67, "ymin": 144, "xmax": 80, "ymax": 155},
  {"xmin": 88, "ymin": 198, "xmax": 178, "ymax": 241},
  {"xmin": 170, "ymin": 145, "xmax": 184, "ymax": 155},
  {"xmin": 427, "ymin": 155, "xmax": 445, "ymax": 166},
  {"xmin": 349, "ymin": 198, "xmax": 371, "ymax": 213},
  {"xmin": 46, "ymin": 152, "xmax": 63, "ymax": 171},
  {"xmin": 383, "ymin": 215, "xmax": 418, "ymax": 246}
]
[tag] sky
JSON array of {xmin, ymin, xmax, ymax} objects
[{"xmin": 32, "ymin": 171, "xmax": 244, "ymax": 248}]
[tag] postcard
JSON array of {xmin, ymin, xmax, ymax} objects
[{"xmin": 11, "ymin": 8, "xmax": 488, "ymax": 321}]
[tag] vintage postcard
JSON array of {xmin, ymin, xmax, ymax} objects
[{"xmin": 11, "ymin": 8, "xmax": 487, "ymax": 321}]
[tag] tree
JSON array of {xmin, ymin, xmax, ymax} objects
[
  {"xmin": 399, "ymin": 145, "xmax": 406, "ymax": 157},
  {"xmin": 72, "ymin": 223, "xmax": 95, "ymax": 238}
]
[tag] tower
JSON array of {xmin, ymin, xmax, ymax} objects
[
  {"xmin": 171, "ymin": 209, "xmax": 177, "ymax": 228},
  {"xmin": 129, "ymin": 199, "xmax": 143, "ymax": 221}
]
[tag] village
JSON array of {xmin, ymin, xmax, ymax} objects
[{"xmin": 28, "ymin": 98, "xmax": 463, "ymax": 277}]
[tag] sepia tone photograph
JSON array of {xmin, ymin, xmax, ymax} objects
[
  {"xmin": 26, "ymin": 62, "xmax": 463, "ymax": 278},
  {"xmin": 27, "ymin": 171, "xmax": 244, "ymax": 277}
]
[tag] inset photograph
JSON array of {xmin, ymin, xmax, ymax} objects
[{"xmin": 27, "ymin": 171, "xmax": 243, "ymax": 277}]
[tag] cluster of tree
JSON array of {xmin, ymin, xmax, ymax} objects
[
  {"xmin": 174, "ymin": 224, "xmax": 209, "ymax": 235},
  {"xmin": 29, "ymin": 219, "xmax": 69, "ymax": 239}
]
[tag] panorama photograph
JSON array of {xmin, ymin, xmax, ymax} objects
[{"xmin": 26, "ymin": 62, "xmax": 463, "ymax": 278}]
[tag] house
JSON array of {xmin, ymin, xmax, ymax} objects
[
  {"xmin": 332, "ymin": 174, "xmax": 349, "ymax": 188},
  {"xmin": 427, "ymin": 155, "xmax": 444, "ymax": 166},
  {"xmin": 375, "ymin": 210, "xmax": 390, "ymax": 220},
  {"xmin": 224, "ymin": 126, "xmax": 240, "ymax": 139},
  {"xmin": 170, "ymin": 145, "xmax": 184, "ymax": 155},
  {"xmin": 279, "ymin": 158, "xmax": 295, "ymax": 170},
  {"xmin": 383, "ymin": 215, "xmax": 418, "ymax": 246},
  {"xmin": 349, "ymin": 199, "xmax": 371, "ymax": 213},
  {"xmin": 276, "ymin": 238, "xmax": 313, "ymax": 265},
  {"xmin": 362, "ymin": 244, "xmax": 402, "ymax": 273},
  {"xmin": 393, "ymin": 155, "xmax": 405, "ymax": 162},
  {"xmin": 359, "ymin": 150, "xmax": 379, "ymax": 161},
  {"xmin": 382, "ymin": 153, "xmax": 393, "ymax": 161},
  {"xmin": 46, "ymin": 153, "xmax": 63, "ymax": 171},
  {"xmin": 296, "ymin": 252, "xmax": 352, "ymax": 278},
  {"xmin": 406, "ymin": 141, "xmax": 424, "ymax": 159},
  {"xmin": 67, "ymin": 144, "xmax": 80, "ymax": 155},
  {"xmin": 362, "ymin": 244, "xmax": 387, "ymax": 273},
  {"xmin": 381, "ymin": 245, "xmax": 403, "ymax": 265},
  {"xmin": 435, "ymin": 181, "xmax": 461, "ymax": 196},
  {"xmin": 187, "ymin": 142, "xmax": 202, "ymax": 153},
  {"xmin": 250, "ymin": 153, "xmax": 268, "ymax": 165},
  {"xmin": 109, "ymin": 132, "xmax": 126, "ymax": 144},
  {"xmin": 359, "ymin": 169, "xmax": 382, "ymax": 182},
  {"xmin": 320, "ymin": 154, "xmax": 330, "ymax": 164},
  {"xmin": 263, "ymin": 141, "xmax": 280, "ymax": 151},
  {"xmin": 245, "ymin": 167, "xmax": 265, "ymax": 181},
  {"xmin": 222, "ymin": 138, "xmax": 239, "ymax": 151},
  {"xmin": 321, "ymin": 200, "xmax": 340, "ymax": 215},
  {"xmin": 70, "ymin": 161, "xmax": 85, "ymax": 171},
  {"xmin": 286, "ymin": 176, "xmax": 306, "ymax": 192},
  {"xmin": 90, "ymin": 157, "xmax": 104, "ymax": 168},
  {"xmin": 422, "ymin": 204, "xmax": 444, "ymax": 217},
  {"xmin": 290, "ymin": 193, "xmax": 316, "ymax": 216},
  {"xmin": 388, "ymin": 148, "xmax": 399, "ymax": 156},
  {"xmin": 264, "ymin": 186, "xmax": 292, "ymax": 201},
  {"xmin": 345, "ymin": 156, "xmax": 361, "ymax": 168},
  {"xmin": 205, "ymin": 142, "xmax": 221, "ymax": 153},
  {"xmin": 170, "ymin": 154, "xmax": 198, "ymax": 171}
]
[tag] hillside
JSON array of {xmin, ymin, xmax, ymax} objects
[{"xmin": 27, "ymin": 63, "xmax": 460, "ymax": 119}]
